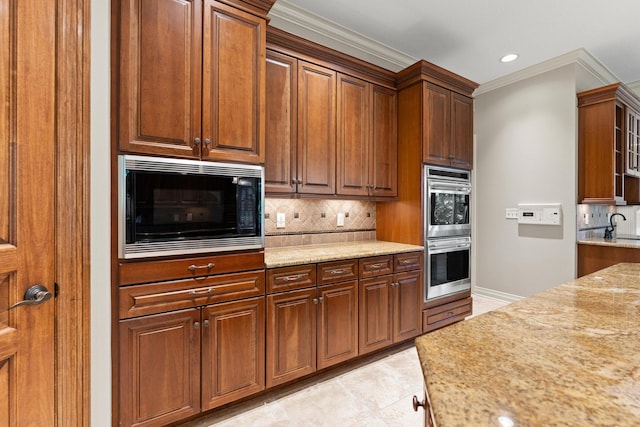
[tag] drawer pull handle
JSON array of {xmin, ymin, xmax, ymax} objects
[
  {"xmin": 189, "ymin": 287, "xmax": 214, "ymax": 297},
  {"xmin": 282, "ymin": 274, "xmax": 303, "ymax": 282},
  {"xmin": 399, "ymin": 259, "xmax": 413, "ymax": 265},
  {"xmin": 412, "ymin": 395, "xmax": 426, "ymax": 412},
  {"xmin": 188, "ymin": 263, "xmax": 215, "ymax": 272},
  {"xmin": 369, "ymin": 263, "xmax": 386, "ymax": 269},
  {"xmin": 329, "ymin": 268, "xmax": 347, "ymax": 275}
]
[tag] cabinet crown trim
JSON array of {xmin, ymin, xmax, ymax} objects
[{"xmin": 396, "ymin": 60, "xmax": 478, "ymax": 95}]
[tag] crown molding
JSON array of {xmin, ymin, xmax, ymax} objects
[
  {"xmin": 267, "ymin": 0, "xmax": 416, "ymax": 72},
  {"xmin": 628, "ymin": 80, "xmax": 640, "ymax": 97},
  {"xmin": 474, "ymin": 49, "xmax": 619, "ymax": 96}
]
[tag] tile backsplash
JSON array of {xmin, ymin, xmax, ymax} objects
[
  {"xmin": 264, "ymin": 198, "xmax": 376, "ymax": 247},
  {"xmin": 577, "ymin": 204, "xmax": 639, "ymax": 239}
]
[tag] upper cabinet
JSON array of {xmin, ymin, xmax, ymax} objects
[
  {"xmin": 117, "ymin": 0, "xmax": 268, "ymax": 164},
  {"xmin": 578, "ymin": 83, "xmax": 640, "ymax": 205},
  {"xmin": 422, "ymin": 83, "xmax": 474, "ymax": 169},
  {"xmin": 264, "ymin": 27, "xmax": 398, "ymax": 199}
]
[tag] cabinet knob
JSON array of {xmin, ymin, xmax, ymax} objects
[
  {"xmin": 318, "ymin": 296, "xmax": 324, "ymax": 303},
  {"xmin": 313, "ymin": 298, "xmax": 318, "ymax": 305},
  {"xmin": 412, "ymin": 395, "xmax": 426, "ymax": 412},
  {"xmin": 194, "ymin": 321, "xmax": 200, "ymax": 330},
  {"xmin": 203, "ymin": 320, "xmax": 210, "ymax": 328},
  {"xmin": 194, "ymin": 137, "xmax": 201, "ymax": 146},
  {"xmin": 204, "ymin": 138, "xmax": 211, "ymax": 147}
]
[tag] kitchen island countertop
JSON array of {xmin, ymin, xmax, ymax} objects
[
  {"xmin": 415, "ymin": 262, "xmax": 640, "ymax": 426},
  {"xmin": 264, "ymin": 240, "xmax": 423, "ymax": 268}
]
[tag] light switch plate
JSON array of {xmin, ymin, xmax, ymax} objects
[
  {"xmin": 276, "ymin": 212, "xmax": 286, "ymax": 228},
  {"xmin": 505, "ymin": 208, "xmax": 518, "ymax": 219},
  {"xmin": 337, "ymin": 212, "xmax": 345, "ymax": 227}
]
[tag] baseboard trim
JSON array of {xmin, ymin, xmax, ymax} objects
[{"xmin": 472, "ymin": 286, "xmax": 523, "ymax": 303}]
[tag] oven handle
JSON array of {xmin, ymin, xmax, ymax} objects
[
  {"xmin": 427, "ymin": 243, "xmax": 471, "ymax": 252},
  {"xmin": 428, "ymin": 181, "xmax": 471, "ymax": 193}
]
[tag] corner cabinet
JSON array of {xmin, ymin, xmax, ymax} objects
[
  {"xmin": 117, "ymin": 0, "xmax": 266, "ymax": 164},
  {"xmin": 578, "ymin": 83, "xmax": 640, "ymax": 204}
]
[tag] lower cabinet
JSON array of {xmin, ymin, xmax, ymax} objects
[
  {"xmin": 119, "ymin": 297, "xmax": 265, "ymax": 427},
  {"xmin": 266, "ymin": 267, "xmax": 358, "ymax": 387},
  {"xmin": 359, "ymin": 269, "xmax": 422, "ymax": 355}
]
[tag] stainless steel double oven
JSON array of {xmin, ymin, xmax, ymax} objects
[{"xmin": 424, "ymin": 166, "xmax": 471, "ymax": 300}]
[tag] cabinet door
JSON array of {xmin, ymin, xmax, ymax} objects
[
  {"xmin": 337, "ymin": 74, "xmax": 369, "ymax": 196},
  {"xmin": 201, "ymin": 297, "xmax": 265, "ymax": 410},
  {"xmin": 450, "ymin": 93, "xmax": 473, "ymax": 170},
  {"xmin": 265, "ymin": 50, "xmax": 298, "ymax": 193},
  {"xmin": 423, "ymin": 83, "xmax": 451, "ymax": 166},
  {"xmin": 298, "ymin": 61, "xmax": 336, "ymax": 195},
  {"xmin": 119, "ymin": 310, "xmax": 201, "ymax": 427},
  {"xmin": 370, "ymin": 85, "xmax": 398, "ymax": 197},
  {"xmin": 317, "ymin": 281, "xmax": 359, "ymax": 370},
  {"xmin": 202, "ymin": 0, "xmax": 265, "ymax": 163},
  {"xmin": 393, "ymin": 271, "xmax": 422, "ymax": 342},
  {"xmin": 266, "ymin": 288, "xmax": 317, "ymax": 387},
  {"xmin": 118, "ymin": 0, "xmax": 202, "ymax": 157},
  {"xmin": 359, "ymin": 276, "xmax": 393, "ymax": 355}
]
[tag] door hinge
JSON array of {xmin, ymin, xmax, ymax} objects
[{"xmin": 54, "ymin": 282, "xmax": 60, "ymax": 298}]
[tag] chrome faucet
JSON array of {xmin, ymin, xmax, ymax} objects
[{"xmin": 604, "ymin": 212, "xmax": 626, "ymax": 239}]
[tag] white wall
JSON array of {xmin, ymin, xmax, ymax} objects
[
  {"xmin": 473, "ymin": 65, "xmax": 578, "ymax": 299},
  {"xmin": 90, "ymin": 0, "xmax": 112, "ymax": 424}
]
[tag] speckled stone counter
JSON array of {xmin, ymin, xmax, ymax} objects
[
  {"xmin": 578, "ymin": 236, "xmax": 640, "ymax": 249},
  {"xmin": 264, "ymin": 240, "xmax": 424, "ymax": 268},
  {"xmin": 415, "ymin": 263, "xmax": 640, "ymax": 427}
]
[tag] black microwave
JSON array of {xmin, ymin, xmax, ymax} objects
[{"xmin": 118, "ymin": 155, "xmax": 264, "ymax": 259}]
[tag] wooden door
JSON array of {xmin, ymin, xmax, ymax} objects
[
  {"xmin": 393, "ymin": 271, "xmax": 422, "ymax": 342},
  {"xmin": 450, "ymin": 93, "xmax": 473, "ymax": 170},
  {"xmin": 266, "ymin": 288, "xmax": 317, "ymax": 387},
  {"xmin": 0, "ymin": 1, "xmax": 56, "ymax": 425},
  {"xmin": 370, "ymin": 85, "xmax": 398, "ymax": 197},
  {"xmin": 118, "ymin": 0, "xmax": 202, "ymax": 157},
  {"xmin": 202, "ymin": 0, "xmax": 265, "ymax": 164},
  {"xmin": 298, "ymin": 61, "xmax": 336, "ymax": 195},
  {"xmin": 337, "ymin": 73, "xmax": 369, "ymax": 196},
  {"xmin": 119, "ymin": 309, "xmax": 201, "ymax": 427},
  {"xmin": 423, "ymin": 83, "xmax": 451, "ymax": 166},
  {"xmin": 358, "ymin": 276, "xmax": 393, "ymax": 355},
  {"xmin": 317, "ymin": 281, "xmax": 359, "ymax": 369},
  {"xmin": 265, "ymin": 50, "xmax": 298, "ymax": 194},
  {"xmin": 201, "ymin": 297, "xmax": 265, "ymax": 410}
]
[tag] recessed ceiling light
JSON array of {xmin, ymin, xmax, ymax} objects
[{"xmin": 500, "ymin": 53, "xmax": 519, "ymax": 63}]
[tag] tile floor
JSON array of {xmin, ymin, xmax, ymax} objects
[{"xmin": 180, "ymin": 295, "xmax": 510, "ymax": 427}]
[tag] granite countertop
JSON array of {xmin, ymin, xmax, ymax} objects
[
  {"xmin": 578, "ymin": 236, "xmax": 640, "ymax": 249},
  {"xmin": 264, "ymin": 240, "xmax": 424, "ymax": 268},
  {"xmin": 415, "ymin": 263, "xmax": 640, "ymax": 427}
]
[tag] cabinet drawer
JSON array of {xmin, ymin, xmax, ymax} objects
[
  {"xmin": 359, "ymin": 255, "xmax": 393, "ymax": 278},
  {"xmin": 317, "ymin": 259, "xmax": 358, "ymax": 285},
  {"xmin": 267, "ymin": 264, "xmax": 316, "ymax": 293},
  {"xmin": 119, "ymin": 251, "xmax": 265, "ymax": 286},
  {"xmin": 423, "ymin": 297, "xmax": 472, "ymax": 333},
  {"xmin": 119, "ymin": 270, "xmax": 265, "ymax": 319},
  {"xmin": 394, "ymin": 252, "xmax": 423, "ymax": 273}
]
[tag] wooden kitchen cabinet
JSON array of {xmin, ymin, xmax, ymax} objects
[
  {"xmin": 117, "ymin": 0, "xmax": 266, "ymax": 164},
  {"xmin": 577, "ymin": 242, "xmax": 640, "ymax": 277},
  {"xmin": 266, "ymin": 261, "xmax": 358, "ymax": 386},
  {"xmin": 265, "ymin": 50, "xmax": 298, "ymax": 193},
  {"xmin": 297, "ymin": 61, "xmax": 337, "ymax": 195},
  {"xmin": 201, "ymin": 296, "xmax": 265, "ymax": 410},
  {"xmin": 358, "ymin": 253, "xmax": 423, "ymax": 355},
  {"xmin": 117, "ymin": 251, "xmax": 266, "ymax": 426},
  {"xmin": 336, "ymin": 74, "xmax": 397, "ymax": 197},
  {"xmin": 423, "ymin": 83, "xmax": 473, "ymax": 169},
  {"xmin": 578, "ymin": 83, "xmax": 640, "ymax": 204},
  {"xmin": 119, "ymin": 309, "xmax": 201, "ymax": 427},
  {"xmin": 265, "ymin": 27, "xmax": 398, "ymax": 198}
]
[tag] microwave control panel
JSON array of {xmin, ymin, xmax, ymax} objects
[{"xmin": 517, "ymin": 203, "xmax": 562, "ymax": 225}]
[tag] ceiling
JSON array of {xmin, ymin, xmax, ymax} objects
[{"xmin": 268, "ymin": 0, "xmax": 640, "ymax": 86}]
